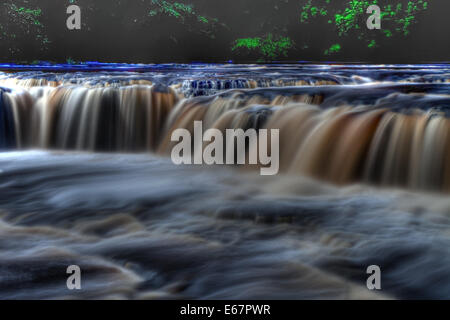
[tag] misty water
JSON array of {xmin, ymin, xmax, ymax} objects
[{"xmin": 0, "ymin": 64, "xmax": 450, "ymax": 299}]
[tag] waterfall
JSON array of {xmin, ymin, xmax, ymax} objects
[
  {"xmin": 0, "ymin": 88, "xmax": 16, "ymax": 149},
  {"xmin": 157, "ymin": 89, "xmax": 450, "ymax": 192},
  {"xmin": 1, "ymin": 84, "xmax": 178, "ymax": 152},
  {"xmin": 1, "ymin": 68, "xmax": 450, "ymax": 192}
]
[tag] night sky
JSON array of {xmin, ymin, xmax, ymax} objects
[{"xmin": 0, "ymin": 0, "xmax": 449, "ymax": 64}]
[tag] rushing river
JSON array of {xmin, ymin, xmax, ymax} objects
[{"xmin": 0, "ymin": 64, "xmax": 450, "ymax": 299}]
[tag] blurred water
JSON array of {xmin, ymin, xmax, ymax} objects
[
  {"xmin": 1, "ymin": 64, "xmax": 450, "ymax": 299},
  {"xmin": 0, "ymin": 151, "xmax": 450, "ymax": 299}
]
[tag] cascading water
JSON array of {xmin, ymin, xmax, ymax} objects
[
  {"xmin": 0, "ymin": 84, "xmax": 178, "ymax": 151},
  {"xmin": 1, "ymin": 64, "xmax": 450, "ymax": 299},
  {"xmin": 1, "ymin": 64, "xmax": 450, "ymax": 192},
  {"xmin": 0, "ymin": 88, "xmax": 16, "ymax": 149}
]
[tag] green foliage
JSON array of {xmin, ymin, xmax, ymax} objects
[
  {"xmin": 0, "ymin": 2, "xmax": 50, "ymax": 55},
  {"xmin": 149, "ymin": 0, "xmax": 210, "ymax": 23},
  {"xmin": 0, "ymin": 0, "xmax": 435, "ymax": 62},
  {"xmin": 300, "ymin": 0, "xmax": 429, "ymax": 54},
  {"xmin": 232, "ymin": 34, "xmax": 293, "ymax": 61},
  {"xmin": 324, "ymin": 43, "xmax": 341, "ymax": 55},
  {"xmin": 147, "ymin": 0, "xmax": 221, "ymax": 39}
]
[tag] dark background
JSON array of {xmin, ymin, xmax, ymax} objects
[{"xmin": 0, "ymin": 0, "xmax": 449, "ymax": 64}]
